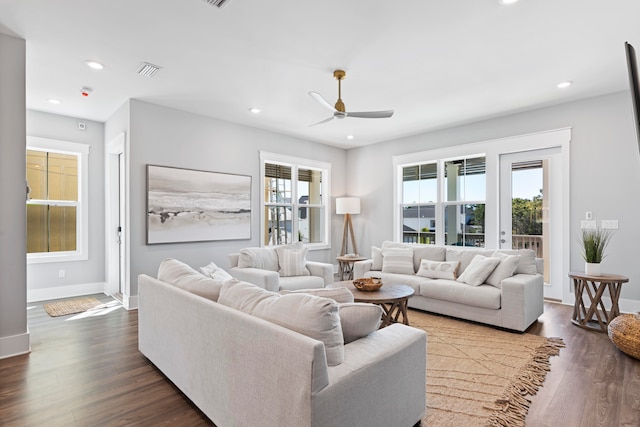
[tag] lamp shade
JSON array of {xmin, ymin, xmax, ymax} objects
[{"xmin": 336, "ymin": 197, "xmax": 361, "ymax": 215}]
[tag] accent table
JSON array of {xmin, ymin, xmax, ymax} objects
[
  {"xmin": 336, "ymin": 255, "xmax": 367, "ymax": 280},
  {"xmin": 568, "ymin": 271, "xmax": 629, "ymax": 332},
  {"xmin": 331, "ymin": 281, "xmax": 415, "ymax": 328}
]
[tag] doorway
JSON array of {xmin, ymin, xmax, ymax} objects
[{"xmin": 499, "ymin": 148, "xmax": 564, "ymax": 300}]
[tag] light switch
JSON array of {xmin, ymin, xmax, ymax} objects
[
  {"xmin": 581, "ymin": 220, "xmax": 597, "ymax": 229},
  {"xmin": 601, "ymin": 220, "xmax": 618, "ymax": 229}
]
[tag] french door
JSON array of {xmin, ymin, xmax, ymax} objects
[{"xmin": 499, "ymin": 148, "xmax": 564, "ymax": 300}]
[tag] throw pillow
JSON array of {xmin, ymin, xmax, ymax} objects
[
  {"xmin": 338, "ymin": 303, "xmax": 382, "ymax": 344},
  {"xmin": 382, "ymin": 247, "xmax": 415, "ymax": 275},
  {"xmin": 218, "ymin": 280, "xmax": 344, "ymax": 366},
  {"xmin": 157, "ymin": 258, "xmax": 224, "ymax": 302},
  {"xmin": 493, "ymin": 249, "xmax": 538, "ymax": 275},
  {"xmin": 485, "ymin": 253, "xmax": 520, "ymax": 288},
  {"xmin": 237, "ymin": 247, "xmax": 279, "ymax": 271},
  {"xmin": 456, "ymin": 255, "xmax": 501, "ymax": 287},
  {"xmin": 199, "ymin": 261, "xmax": 233, "ymax": 282},
  {"xmin": 371, "ymin": 246, "xmax": 383, "ymax": 271},
  {"xmin": 275, "ymin": 245, "xmax": 311, "ymax": 277},
  {"xmin": 280, "ymin": 287, "xmax": 355, "ymax": 304},
  {"xmin": 416, "ymin": 260, "xmax": 460, "ymax": 280}
]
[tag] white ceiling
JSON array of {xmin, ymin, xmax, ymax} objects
[{"xmin": 1, "ymin": 0, "xmax": 639, "ymax": 149}]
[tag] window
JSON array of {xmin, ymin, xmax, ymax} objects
[
  {"xmin": 26, "ymin": 137, "xmax": 89, "ymax": 262},
  {"xmin": 261, "ymin": 152, "xmax": 330, "ymax": 248},
  {"xmin": 401, "ymin": 156, "xmax": 486, "ymax": 247}
]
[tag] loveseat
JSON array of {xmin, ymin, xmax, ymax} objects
[
  {"xmin": 353, "ymin": 241, "xmax": 544, "ymax": 332},
  {"xmin": 228, "ymin": 243, "xmax": 334, "ymax": 291},
  {"xmin": 138, "ymin": 258, "xmax": 427, "ymax": 427}
]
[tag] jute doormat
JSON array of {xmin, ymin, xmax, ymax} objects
[
  {"xmin": 43, "ymin": 296, "xmax": 103, "ymax": 317},
  {"xmin": 409, "ymin": 309, "xmax": 565, "ymax": 427}
]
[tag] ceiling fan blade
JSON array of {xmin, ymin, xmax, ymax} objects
[
  {"xmin": 346, "ymin": 110, "xmax": 394, "ymax": 119},
  {"xmin": 308, "ymin": 91, "xmax": 337, "ymax": 112},
  {"xmin": 309, "ymin": 116, "xmax": 336, "ymax": 127}
]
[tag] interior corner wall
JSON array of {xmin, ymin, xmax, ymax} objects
[
  {"xmin": 0, "ymin": 32, "xmax": 29, "ymax": 359},
  {"xmin": 347, "ymin": 91, "xmax": 640, "ymax": 307},
  {"xmin": 126, "ymin": 100, "xmax": 347, "ymax": 296},
  {"xmin": 25, "ymin": 111, "xmax": 106, "ymax": 302}
]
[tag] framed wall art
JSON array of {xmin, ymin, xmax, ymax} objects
[{"xmin": 146, "ymin": 165, "xmax": 251, "ymax": 244}]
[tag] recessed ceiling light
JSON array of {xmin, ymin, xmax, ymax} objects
[
  {"xmin": 500, "ymin": 0, "xmax": 519, "ymax": 4},
  {"xmin": 557, "ymin": 81, "xmax": 573, "ymax": 89},
  {"xmin": 85, "ymin": 60, "xmax": 104, "ymax": 70},
  {"xmin": 47, "ymin": 99, "xmax": 61, "ymax": 105},
  {"xmin": 347, "ymin": 135, "xmax": 354, "ymax": 140},
  {"xmin": 249, "ymin": 108, "xmax": 261, "ymax": 114}
]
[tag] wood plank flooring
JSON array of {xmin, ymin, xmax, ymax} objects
[{"xmin": 1, "ymin": 296, "xmax": 639, "ymax": 426}]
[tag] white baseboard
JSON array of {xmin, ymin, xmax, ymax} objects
[
  {"xmin": 0, "ymin": 331, "xmax": 30, "ymax": 360},
  {"xmin": 27, "ymin": 282, "xmax": 106, "ymax": 303},
  {"xmin": 123, "ymin": 294, "xmax": 139, "ymax": 310}
]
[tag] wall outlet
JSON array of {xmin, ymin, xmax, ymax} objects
[
  {"xmin": 586, "ymin": 211, "xmax": 592, "ymax": 220},
  {"xmin": 580, "ymin": 220, "xmax": 597, "ymax": 229},
  {"xmin": 601, "ymin": 220, "xmax": 619, "ymax": 229},
  {"xmin": 58, "ymin": 269, "xmax": 65, "ymax": 278}
]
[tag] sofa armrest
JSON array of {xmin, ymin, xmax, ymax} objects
[
  {"xmin": 229, "ymin": 267, "xmax": 280, "ymax": 292},
  {"xmin": 500, "ymin": 273, "xmax": 544, "ymax": 331},
  {"xmin": 228, "ymin": 253, "xmax": 240, "ymax": 268},
  {"xmin": 314, "ymin": 324, "xmax": 427, "ymax": 426},
  {"xmin": 306, "ymin": 261, "xmax": 334, "ymax": 285},
  {"xmin": 353, "ymin": 259, "xmax": 373, "ymax": 279}
]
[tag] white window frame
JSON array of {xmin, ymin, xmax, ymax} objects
[
  {"xmin": 26, "ymin": 136, "xmax": 90, "ymax": 263},
  {"xmin": 260, "ymin": 151, "xmax": 331, "ymax": 250}
]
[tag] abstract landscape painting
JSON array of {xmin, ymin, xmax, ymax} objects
[{"xmin": 147, "ymin": 165, "xmax": 251, "ymax": 244}]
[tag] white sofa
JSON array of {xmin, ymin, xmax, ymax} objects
[
  {"xmin": 353, "ymin": 241, "xmax": 544, "ymax": 332},
  {"xmin": 228, "ymin": 244, "xmax": 334, "ymax": 291},
  {"xmin": 138, "ymin": 259, "xmax": 427, "ymax": 427}
]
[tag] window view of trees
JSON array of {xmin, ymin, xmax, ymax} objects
[{"xmin": 512, "ymin": 191, "xmax": 543, "ymax": 236}]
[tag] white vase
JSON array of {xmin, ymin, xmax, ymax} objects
[{"xmin": 585, "ymin": 262, "xmax": 601, "ymax": 276}]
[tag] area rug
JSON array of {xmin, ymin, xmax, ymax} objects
[
  {"xmin": 43, "ymin": 296, "xmax": 102, "ymax": 317},
  {"xmin": 409, "ymin": 309, "xmax": 565, "ymax": 427}
]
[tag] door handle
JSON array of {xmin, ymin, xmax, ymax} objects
[{"xmin": 500, "ymin": 239, "xmax": 506, "ymax": 244}]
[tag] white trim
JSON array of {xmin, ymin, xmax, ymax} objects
[
  {"xmin": 259, "ymin": 151, "xmax": 332, "ymax": 250},
  {"xmin": 122, "ymin": 294, "xmax": 139, "ymax": 311},
  {"xmin": 0, "ymin": 332, "xmax": 30, "ymax": 360},
  {"xmin": 26, "ymin": 136, "xmax": 90, "ymax": 263},
  {"xmin": 27, "ymin": 282, "xmax": 106, "ymax": 303}
]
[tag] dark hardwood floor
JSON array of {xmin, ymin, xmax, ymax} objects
[{"xmin": 1, "ymin": 296, "xmax": 639, "ymax": 426}]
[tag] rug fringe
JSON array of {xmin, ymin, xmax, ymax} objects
[{"xmin": 485, "ymin": 337, "xmax": 565, "ymax": 427}]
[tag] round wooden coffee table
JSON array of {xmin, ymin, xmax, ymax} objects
[{"xmin": 332, "ymin": 281, "xmax": 415, "ymax": 328}]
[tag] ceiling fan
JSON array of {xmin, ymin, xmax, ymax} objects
[{"xmin": 308, "ymin": 70, "xmax": 394, "ymax": 126}]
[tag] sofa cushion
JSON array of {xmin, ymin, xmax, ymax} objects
[
  {"xmin": 419, "ymin": 279, "xmax": 502, "ymax": 310},
  {"xmin": 417, "ymin": 260, "xmax": 460, "ymax": 280},
  {"xmin": 199, "ymin": 261, "xmax": 233, "ymax": 282},
  {"xmin": 157, "ymin": 258, "xmax": 224, "ymax": 302},
  {"xmin": 280, "ymin": 287, "xmax": 354, "ymax": 304},
  {"xmin": 276, "ymin": 245, "xmax": 311, "ymax": 277},
  {"xmin": 382, "ymin": 247, "xmax": 415, "ymax": 274},
  {"xmin": 218, "ymin": 280, "xmax": 344, "ymax": 366},
  {"xmin": 238, "ymin": 247, "xmax": 279, "ymax": 271},
  {"xmin": 338, "ymin": 303, "xmax": 383, "ymax": 344},
  {"xmin": 445, "ymin": 248, "xmax": 494, "ymax": 273},
  {"xmin": 485, "ymin": 253, "xmax": 520, "ymax": 288},
  {"xmin": 371, "ymin": 246, "xmax": 383, "ymax": 271},
  {"xmin": 493, "ymin": 249, "xmax": 537, "ymax": 275},
  {"xmin": 278, "ymin": 275, "xmax": 325, "ymax": 291},
  {"xmin": 381, "ymin": 241, "xmax": 446, "ymax": 272},
  {"xmin": 456, "ymin": 255, "xmax": 501, "ymax": 286}
]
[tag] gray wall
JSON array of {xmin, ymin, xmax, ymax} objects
[
  {"xmin": 119, "ymin": 100, "xmax": 347, "ymax": 296},
  {"xmin": 26, "ymin": 111, "xmax": 106, "ymax": 301},
  {"xmin": 0, "ymin": 33, "xmax": 28, "ymax": 358},
  {"xmin": 347, "ymin": 91, "xmax": 640, "ymax": 307}
]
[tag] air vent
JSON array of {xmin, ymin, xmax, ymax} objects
[
  {"xmin": 136, "ymin": 62, "xmax": 162, "ymax": 77},
  {"xmin": 202, "ymin": 0, "xmax": 232, "ymax": 8}
]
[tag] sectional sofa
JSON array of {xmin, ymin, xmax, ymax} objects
[{"xmin": 353, "ymin": 241, "xmax": 544, "ymax": 332}]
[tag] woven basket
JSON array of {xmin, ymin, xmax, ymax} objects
[
  {"xmin": 608, "ymin": 313, "xmax": 640, "ymax": 360},
  {"xmin": 353, "ymin": 277, "xmax": 383, "ymax": 292}
]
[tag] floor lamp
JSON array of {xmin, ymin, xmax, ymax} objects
[{"xmin": 336, "ymin": 197, "xmax": 360, "ymax": 256}]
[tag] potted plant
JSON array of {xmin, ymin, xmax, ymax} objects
[{"xmin": 580, "ymin": 227, "xmax": 612, "ymax": 276}]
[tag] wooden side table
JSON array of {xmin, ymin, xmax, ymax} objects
[
  {"xmin": 336, "ymin": 255, "xmax": 367, "ymax": 280},
  {"xmin": 568, "ymin": 271, "xmax": 629, "ymax": 332}
]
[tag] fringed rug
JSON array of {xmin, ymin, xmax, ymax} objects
[
  {"xmin": 409, "ymin": 309, "xmax": 565, "ymax": 427},
  {"xmin": 43, "ymin": 297, "xmax": 103, "ymax": 317}
]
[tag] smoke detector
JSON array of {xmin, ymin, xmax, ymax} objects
[
  {"xmin": 81, "ymin": 87, "xmax": 93, "ymax": 97},
  {"xmin": 202, "ymin": 0, "xmax": 232, "ymax": 8}
]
